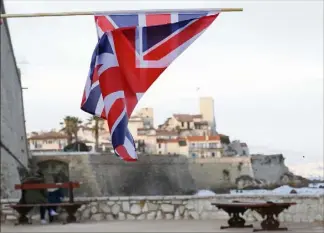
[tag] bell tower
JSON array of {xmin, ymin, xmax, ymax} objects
[{"xmin": 199, "ymin": 97, "xmax": 217, "ymax": 135}]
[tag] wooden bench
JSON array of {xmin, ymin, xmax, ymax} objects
[
  {"xmin": 9, "ymin": 182, "xmax": 87, "ymax": 225},
  {"xmin": 212, "ymin": 201, "xmax": 296, "ymax": 231}
]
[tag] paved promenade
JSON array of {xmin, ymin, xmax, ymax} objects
[{"xmin": 1, "ymin": 220, "xmax": 324, "ymax": 232}]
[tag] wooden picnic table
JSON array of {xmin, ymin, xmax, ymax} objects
[{"xmin": 212, "ymin": 201, "xmax": 296, "ymax": 231}]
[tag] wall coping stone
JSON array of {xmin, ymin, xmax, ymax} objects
[{"xmin": 1, "ymin": 194, "xmax": 323, "ymax": 204}]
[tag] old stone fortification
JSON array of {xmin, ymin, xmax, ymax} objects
[
  {"xmin": 32, "ymin": 153, "xmax": 196, "ymax": 196},
  {"xmin": 1, "ymin": 195, "xmax": 323, "ymax": 223},
  {"xmin": 0, "ymin": 1, "xmax": 29, "ymax": 199},
  {"xmin": 31, "ymin": 152, "xmax": 290, "ymax": 196},
  {"xmin": 250, "ymin": 154, "xmax": 289, "ymax": 183}
]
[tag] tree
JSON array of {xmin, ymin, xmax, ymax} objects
[
  {"xmin": 60, "ymin": 116, "xmax": 82, "ymax": 144},
  {"xmin": 222, "ymin": 169, "xmax": 230, "ymax": 182},
  {"xmin": 86, "ymin": 116, "xmax": 105, "ymax": 152}
]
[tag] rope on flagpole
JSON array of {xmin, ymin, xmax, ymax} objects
[{"xmin": 0, "ymin": 8, "xmax": 243, "ymax": 19}]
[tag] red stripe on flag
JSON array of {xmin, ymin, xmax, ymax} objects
[
  {"xmin": 146, "ymin": 14, "xmax": 171, "ymax": 26},
  {"xmin": 99, "ymin": 67, "xmax": 124, "ymax": 99},
  {"xmin": 106, "ymin": 98, "xmax": 124, "ymax": 132},
  {"xmin": 81, "ymin": 91, "xmax": 87, "ymax": 106},
  {"xmin": 143, "ymin": 14, "xmax": 218, "ymax": 61},
  {"xmin": 100, "ymin": 109, "xmax": 106, "ymax": 119},
  {"xmin": 91, "ymin": 64, "xmax": 102, "ymax": 84},
  {"xmin": 115, "ymin": 145, "xmax": 137, "ymax": 161},
  {"xmin": 95, "ymin": 16, "xmax": 115, "ymax": 32}
]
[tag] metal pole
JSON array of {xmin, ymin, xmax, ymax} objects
[{"xmin": 0, "ymin": 8, "xmax": 243, "ymax": 19}]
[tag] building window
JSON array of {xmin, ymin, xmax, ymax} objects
[
  {"xmin": 158, "ymin": 143, "xmax": 161, "ymax": 148},
  {"xmin": 181, "ymin": 122, "xmax": 184, "ymax": 127},
  {"xmin": 211, "ymin": 152, "xmax": 215, "ymax": 157}
]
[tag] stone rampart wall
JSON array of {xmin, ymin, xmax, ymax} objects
[
  {"xmin": 0, "ymin": 1, "xmax": 29, "ymax": 199},
  {"xmin": 1, "ymin": 195, "xmax": 323, "ymax": 224}
]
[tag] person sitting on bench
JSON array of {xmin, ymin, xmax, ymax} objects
[
  {"xmin": 47, "ymin": 175, "xmax": 64, "ymax": 223},
  {"xmin": 18, "ymin": 170, "xmax": 58, "ymax": 224}
]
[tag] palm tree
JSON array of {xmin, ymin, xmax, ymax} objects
[
  {"xmin": 87, "ymin": 116, "xmax": 105, "ymax": 152},
  {"xmin": 60, "ymin": 116, "xmax": 83, "ymax": 144}
]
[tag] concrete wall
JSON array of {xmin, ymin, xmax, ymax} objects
[
  {"xmin": 0, "ymin": 1, "xmax": 29, "ymax": 199},
  {"xmin": 1, "ymin": 194, "xmax": 323, "ymax": 223}
]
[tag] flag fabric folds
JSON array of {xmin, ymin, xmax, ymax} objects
[{"xmin": 81, "ymin": 11, "xmax": 220, "ymax": 161}]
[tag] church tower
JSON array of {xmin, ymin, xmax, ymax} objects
[{"xmin": 199, "ymin": 97, "xmax": 217, "ymax": 135}]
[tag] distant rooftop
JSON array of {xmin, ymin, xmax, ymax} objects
[{"xmin": 28, "ymin": 131, "xmax": 67, "ymax": 140}]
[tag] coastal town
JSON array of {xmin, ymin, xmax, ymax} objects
[{"xmin": 28, "ymin": 97, "xmax": 250, "ymax": 158}]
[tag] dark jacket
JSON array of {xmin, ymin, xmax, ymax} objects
[
  {"xmin": 48, "ymin": 188, "xmax": 64, "ymax": 203},
  {"xmin": 19, "ymin": 173, "xmax": 48, "ymax": 204}
]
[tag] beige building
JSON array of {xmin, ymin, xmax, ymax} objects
[
  {"xmin": 137, "ymin": 127, "xmax": 157, "ymax": 154},
  {"xmin": 187, "ymin": 135, "xmax": 222, "ymax": 158},
  {"xmin": 159, "ymin": 114, "xmax": 210, "ymax": 137},
  {"xmin": 128, "ymin": 116, "xmax": 145, "ymax": 140},
  {"xmin": 136, "ymin": 128, "xmax": 180, "ymax": 154},
  {"xmin": 128, "ymin": 107, "xmax": 154, "ymax": 141},
  {"xmin": 156, "ymin": 138, "xmax": 188, "ymax": 155},
  {"xmin": 160, "ymin": 114, "xmax": 200, "ymax": 131},
  {"xmin": 28, "ymin": 131, "xmax": 68, "ymax": 152},
  {"xmin": 155, "ymin": 129, "xmax": 178, "ymax": 139},
  {"xmin": 155, "ymin": 135, "xmax": 223, "ymax": 158},
  {"xmin": 136, "ymin": 107, "xmax": 154, "ymax": 126}
]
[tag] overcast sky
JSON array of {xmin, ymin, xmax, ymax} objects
[{"xmin": 3, "ymin": 0, "xmax": 323, "ymax": 168}]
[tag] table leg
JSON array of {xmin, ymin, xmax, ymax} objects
[
  {"xmin": 62, "ymin": 205, "xmax": 80, "ymax": 224},
  {"xmin": 253, "ymin": 212, "xmax": 287, "ymax": 232},
  {"xmin": 220, "ymin": 211, "xmax": 253, "ymax": 229}
]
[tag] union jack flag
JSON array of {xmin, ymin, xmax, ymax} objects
[{"xmin": 81, "ymin": 11, "xmax": 220, "ymax": 161}]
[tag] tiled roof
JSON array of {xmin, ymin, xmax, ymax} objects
[
  {"xmin": 156, "ymin": 138, "xmax": 180, "ymax": 143},
  {"xmin": 28, "ymin": 132, "xmax": 68, "ymax": 140},
  {"xmin": 194, "ymin": 121, "xmax": 209, "ymax": 125},
  {"xmin": 173, "ymin": 114, "xmax": 202, "ymax": 122}
]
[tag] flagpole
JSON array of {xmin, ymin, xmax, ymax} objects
[{"xmin": 0, "ymin": 8, "xmax": 243, "ymax": 19}]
